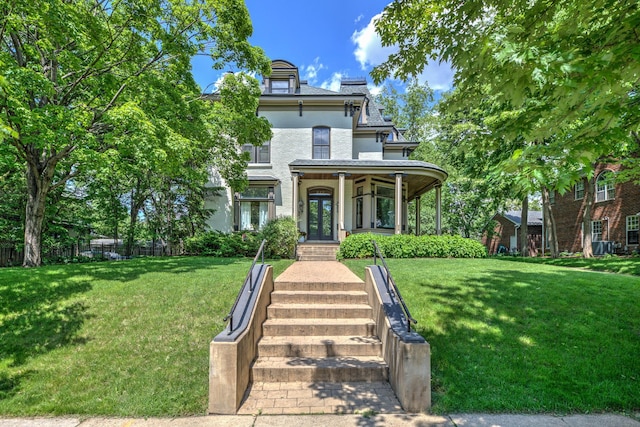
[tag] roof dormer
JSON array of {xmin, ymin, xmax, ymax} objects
[{"xmin": 263, "ymin": 59, "xmax": 300, "ymax": 94}]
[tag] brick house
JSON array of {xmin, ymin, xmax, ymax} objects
[
  {"xmin": 551, "ymin": 163, "xmax": 640, "ymax": 254},
  {"xmin": 483, "ymin": 210, "xmax": 543, "ymax": 256}
]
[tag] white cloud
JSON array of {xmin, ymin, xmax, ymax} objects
[
  {"xmin": 320, "ymin": 72, "xmax": 344, "ymax": 92},
  {"xmin": 301, "ymin": 57, "xmax": 325, "ymax": 85},
  {"xmin": 351, "ymin": 13, "xmax": 396, "ymax": 71},
  {"xmin": 368, "ymin": 84, "xmax": 383, "ymax": 97},
  {"xmin": 352, "ymin": 14, "xmax": 455, "ymax": 91},
  {"xmin": 354, "ymin": 14, "xmax": 364, "ymax": 24}
]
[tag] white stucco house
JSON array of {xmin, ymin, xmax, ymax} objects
[{"xmin": 205, "ymin": 59, "xmax": 447, "ymax": 242}]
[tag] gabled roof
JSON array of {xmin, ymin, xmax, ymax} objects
[{"xmin": 502, "ymin": 210, "xmax": 544, "ymax": 226}]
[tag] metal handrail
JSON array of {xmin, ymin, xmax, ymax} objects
[
  {"xmin": 371, "ymin": 240, "xmax": 417, "ymax": 333},
  {"xmin": 223, "ymin": 239, "xmax": 267, "ymax": 334}
]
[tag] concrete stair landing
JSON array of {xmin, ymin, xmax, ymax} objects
[
  {"xmin": 238, "ymin": 261, "xmax": 403, "ymax": 415},
  {"xmin": 296, "ymin": 243, "xmax": 339, "ymax": 261}
]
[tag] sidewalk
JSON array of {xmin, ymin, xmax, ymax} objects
[{"xmin": 1, "ymin": 413, "xmax": 639, "ymax": 427}]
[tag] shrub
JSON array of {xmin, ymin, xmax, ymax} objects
[
  {"xmin": 337, "ymin": 233, "xmax": 487, "ymax": 259},
  {"xmin": 261, "ymin": 216, "xmax": 298, "ymax": 259},
  {"xmin": 184, "ymin": 231, "xmax": 261, "ymax": 257}
]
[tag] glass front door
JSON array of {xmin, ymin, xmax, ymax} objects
[{"xmin": 308, "ymin": 194, "xmax": 333, "ymax": 241}]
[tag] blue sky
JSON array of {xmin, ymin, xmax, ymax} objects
[{"xmin": 191, "ymin": 1, "xmax": 454, "ymax": 95}]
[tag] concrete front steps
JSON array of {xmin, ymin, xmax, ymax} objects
[
  {"xmin": 296, "ymin": 242, "xmax": 339, "ymax": 261},
  {"xmin": 239, "ymin": 263, "xmax": 401, "ymax": 414}
]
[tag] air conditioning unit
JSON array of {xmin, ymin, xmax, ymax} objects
[{"xmin": 592, "ymin": 241, "xmax": 614, "ymax": 256}]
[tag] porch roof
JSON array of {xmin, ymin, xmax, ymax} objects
[{"xmin": 289, "ymin": 159, "xmax": 447, "ymax": 200}]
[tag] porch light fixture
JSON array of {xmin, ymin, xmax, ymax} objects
[{"xmin": 298, "ymin": 199, "xmax": 304, "ymax": 214}]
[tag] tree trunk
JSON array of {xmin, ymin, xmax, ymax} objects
[
  {"xmin": 541, "ymin": 187, "xmax": 559, "ymax": 258},
  {"xmin": 520, "ymin": 196, "xmax": 529, "ymax": 257},
  {"xmin": 23, "ymin": 161, "xmax": 54, "ymax": 267},
  {"xmin": 582, "ymin": 176, "xmax": 594, "ymax": 258}
]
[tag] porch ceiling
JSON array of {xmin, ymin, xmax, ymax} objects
[{"xmin": 289, "ymin": 159, "xmax": 447, "ymax": 200}]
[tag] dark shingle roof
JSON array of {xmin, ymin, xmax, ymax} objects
[
  {"xmin": 339, "ymin": 82, "xmax": 388, "ymax": 127},
  {"xmin": 289, "ymin": 159, "xmax": 447, "ymax": 175},
  {"xmin": 503, "ymin": 210, "xmax": 544, "ymax": 226}
]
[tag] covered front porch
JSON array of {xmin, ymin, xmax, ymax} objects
[{"xmin": 289, "ymin": 160, "xmax": 448, "ymax": 242}]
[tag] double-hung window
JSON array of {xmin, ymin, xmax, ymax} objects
[
  {"xmin": 596, "ymin": 171, "xmax": 615, "ymax": 202},
  {"xmin": 312, "ymin": 127, "xmax": 330, "ymax": 159},
  {"xmin": 242, "ymin": 140, "xmax": 270, "ymax": 164},
  {"xmin": 574, "ymin": 181, "xmax": 584, "ymax": 199},
  {"xmin": 627, "ymin": 215, "xmax": 639, "ymax": 245}
]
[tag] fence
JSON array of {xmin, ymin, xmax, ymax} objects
[{"xmin": 0, "ymin": 241, "xmax": 183, "ymax": 267}]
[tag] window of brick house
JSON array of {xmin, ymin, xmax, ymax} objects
[
  {"xmin": 591, "ymin": 220, "xmax": 602, "ymax": 242},
  {"xmin": 627, "ymin": 215, "xmax": 639, "ymax": 245},
  {"xmin": 596, "ymin": 171, "xmax": 615, "ymax": 202},
  {"xmin": 574, "ymin": 181, "xmax": 584, "ymax": 199}
]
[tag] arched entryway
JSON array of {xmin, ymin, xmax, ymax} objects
[{"xmin": 307, "ymin": 187, "xmax": 333, "ymax": 241}]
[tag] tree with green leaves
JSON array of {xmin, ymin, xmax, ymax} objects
[
  {"xmin": 1, "ymin": 0, "xmax": 270, "ymax": 266},
  {"xmin": 372, "ymin": 0, "xmax": 640, "ymax": 256}
]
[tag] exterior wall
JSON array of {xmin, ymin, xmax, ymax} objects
[
  {"xmin": 353, "ymin": 135, "xmax": 382, "ymax": 159},
  {"xmin": 204, "ymin": 170, "xmax": 234, "ymax": 233},
  {"xmin": 553, "ymin": 163, "xmax": 640, "ymax": 253},
  {"xmin": 205, "ymin": 104, "xmax": 355, "ymax": 233}
]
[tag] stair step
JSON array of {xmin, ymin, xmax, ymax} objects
[
  {"xmin": 267, "ymin": 303, "xmax": 373, "ymax": 319},
  {"xmin": 257, "ymin": 335, "xmax": 382, "ymax": 357},
  {"xmin": 252, "ymin": 356, "xmax": 388, "ymax": 382},
  {"xmin": 274, "ymin": 281, "xmax": 364, "ymax": 292},
  {"xmin": 297, "ymin": 255, "xmax": 337, "ymax": 261},
  {"xmin": 271, "ymin": 290, "xmax": 369, "ymax": 304},
  {"xmin": 263, "ymin": 318, "xmax": 376, "ymax": 336}
]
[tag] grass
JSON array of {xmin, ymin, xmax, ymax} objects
[
  {"xmin": 495, "ymin": 255, "xmax": 640, "ymax": 276},
  {"xmin": 343, "ymin": 258, "xmax": 640, "ymax": 414},
  {"xmin": 0, "ymin": 256, "xmax": 293, "ymax": 417}
]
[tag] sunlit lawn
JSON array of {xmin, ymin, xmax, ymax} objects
[
  {"xmin": 0, "ymin": 257, "xmax": 293, "ymax": 416},
  {"xmin": 2, "ymin": 256, "xmax": 639, "ymax": 416},
  {"xmin": 496, "ymin": 255, "xmax": 640, "ymax": 276},
  {"xmin": 343, "ymin": 258, "xmax": 640, "ymax": 414}
]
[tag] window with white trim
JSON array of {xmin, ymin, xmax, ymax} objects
[
  {"xmin": 596, "ymin": 171, "xmax": 615, "ymax": 202},
  {"xmin": 627, "ymin": 215, "xmax": 639, "ymax": 245},
  {"xmin": 591, "ymin": 220, "xmax": 602, "ymax": 242},
  {"xmin": 574, "ymin": 181, "xmax": 584, "ymax": 200},
  {"xmin": 242, "ymin": 140, "xmax": 270, "ymax": 164}
]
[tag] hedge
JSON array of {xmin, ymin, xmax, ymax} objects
[
  {"xmin": 184, "ymin": 216, "xmax": 298, "ymax": 259},
  {"xmin": 336, "ymin": 233, "xmax": 487, "ymax": 259}
]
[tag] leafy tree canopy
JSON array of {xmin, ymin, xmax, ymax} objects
[
  {"xmin": 0, "ymin": 0, "xmax": 271, "ymax": 266},
  {"xmin": 372, "ymin": 0, "xmax": 640, "ymax": 182}
]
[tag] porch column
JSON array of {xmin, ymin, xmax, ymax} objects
[
  {"xmin": 291, "ymin": 173, "xmax": 299, "ymax": 219},
  {"xmin": 395, "ymin": 173, "xmax": 403, "ymax": 234},
  {"xmin": 338, "ymin": 172, "xmax": 346, "ymax": 241},
  {"xmin": 415, "ymin": 196, "xmax": 421, "ymax": 236},
  {"xmin": 435, "ymin": 183, "xmax": 442, "ymax": 235}
]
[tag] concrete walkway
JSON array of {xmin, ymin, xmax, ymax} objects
[{"xmin": 1, "ymin": 413, "xmax": 639, "ymax": 427}]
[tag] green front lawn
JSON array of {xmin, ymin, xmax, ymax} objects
[
  {"xmin": 497, "ymin": 255, "xmax": 640, "ymax": 276},
  {"xmin": 343, "ymin": 258, "xmax": 640, "ymax": 414},
  {"xmin": 2, "ymin": 256, "xmax": 638, "ymax": 416},
  {"xmin": 0, "ymin": 257, "xmax": 293, "ymax": 416}
]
